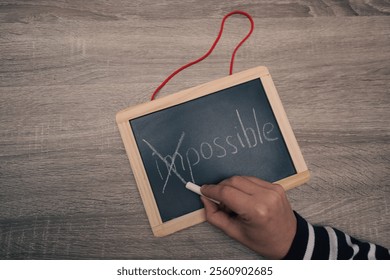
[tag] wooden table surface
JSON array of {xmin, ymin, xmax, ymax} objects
[{"xmin": 0, "ymin": 1, "xmax": 389, "ymax": 259}]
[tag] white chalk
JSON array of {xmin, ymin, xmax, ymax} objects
[
  {"xmin": 185, "ymin": 182, "xmax": 220, "ymax": 204},
  {"xmin": 186, "ymin": 182, "xmax": 202, "ymax": 195}
]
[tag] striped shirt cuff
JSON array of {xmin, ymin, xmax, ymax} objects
[
  {"xmin": 283, "ymin": 211, "xmax": 390, "ymax": 260},
  {"xmin": 283, "ymin": 211, "xmax": 310, "ymax": 259}
]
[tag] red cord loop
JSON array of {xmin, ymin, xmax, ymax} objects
[{"xmin": 151, "ymin": 10, "xmax": 254, "ymax": 100}]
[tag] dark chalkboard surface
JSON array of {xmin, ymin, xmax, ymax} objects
[
  {"xmin": 131, "ymin": 78, "xmax": 295, "ymax": 222},
  {"xmin": 116, "ymin": 66, "xmax": 309, "ymax": 236}
]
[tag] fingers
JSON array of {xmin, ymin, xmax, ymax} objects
[
  {"xmin": 201, "ymin": 184, "xmax": 251, "ymax": 216},
  {"xmin": 201, "ymin": 176, "xmax": 288, "ymax": 224},
  {"xmin": 218, "ymin": 176, "xmax": 259, "ymax": 195},
  {"xmin": 201, "ymin": 195, "xmax": 218, "ymax": 213},
  {"xmin": 201, "ymin": 176, "xmax": 294, "ymax": 259},
  {"xmin": 201, "ymin": 176, "xmax": 279, "ymax": 208},
  {"xmin": 201, "ymin": 196, "xmax": 243, "ymax": 240},
  {"xmin": 244, "ymin": 176, "xmax": 287, "ymax": 197}
]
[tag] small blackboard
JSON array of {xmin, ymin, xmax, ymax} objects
[{"xmin": 116, "ymin": 66, "xmax": 309, "ymax": 236}]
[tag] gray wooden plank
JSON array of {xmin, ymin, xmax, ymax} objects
[
  {"xmin": 0, "ymin": 1, "xmax": 389, "ymax": 259},
  {"xmin": 0, "ymin": 0, "xmax": 389, "ymax": 23}
]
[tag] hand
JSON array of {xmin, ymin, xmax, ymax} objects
[{"xmin": 201, "ymin": 176, "xmax": 296, "ymax": 259}]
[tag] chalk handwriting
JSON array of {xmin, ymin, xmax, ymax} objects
[
  {"xmin": 142, "ymin": 136, "xmax": 187, "ymax": 190},
  {"xmin": 143, "ymin": 108, "xmax": 280, "ymax": 194},
  {"xmin": 161, "ymin": 132, "xmax": 185, "ymax": 192}
]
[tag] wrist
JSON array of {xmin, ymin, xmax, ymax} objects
[
  {"xmin": 283, "ymin": 211, "xmax": 309, "ymax": 260},
  {"xmin": 272, "ymin": 212, "xmax": 297, "ymax": 259}
]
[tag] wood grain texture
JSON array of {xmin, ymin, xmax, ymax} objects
[{"xmin": 0, "ymin": 0, "xmax": 389, "ymax": 259}]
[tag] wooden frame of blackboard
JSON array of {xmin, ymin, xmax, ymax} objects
[{"xmin": 116, "ymin": 66, "xmax": 310, "ymax": 237}]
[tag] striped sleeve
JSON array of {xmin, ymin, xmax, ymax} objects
[{"xmin": 283, "ymin": 212, "xmax": 390, "ymax": 260}]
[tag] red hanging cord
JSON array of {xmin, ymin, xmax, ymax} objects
[{"xmin": 151, "ymin": 10, "xmax": 254, "ymax": 100}]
